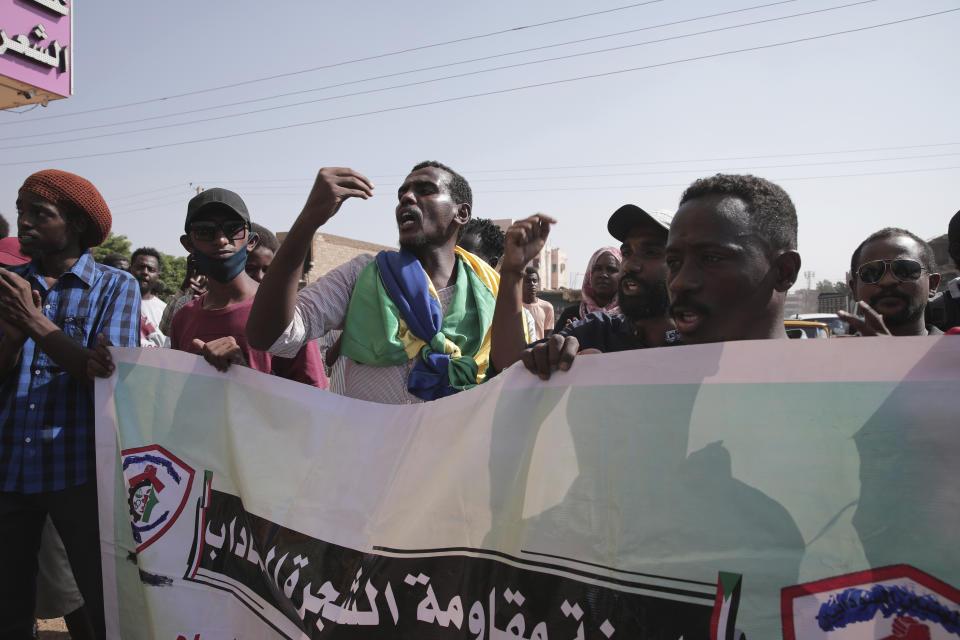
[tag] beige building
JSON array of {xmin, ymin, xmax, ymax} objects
[
  {"xmin": 277, "ymin": 231, "xmax": 395, "ymax": 285},
  {"xmin": 783, "ymin": 289, "xmax": 820, "ymax": 318}
]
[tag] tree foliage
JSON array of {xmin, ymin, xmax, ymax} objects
[
  {"xmin": 92, "ymin": 233, "xmax": 131, "ymax": 262},
  {"xmin": 816, "ymin": 279, "xmax": 850, "ymax": 295},
  {"xmin": 93, "ymin": 233, "xmax": 188, "ymax": 301}
]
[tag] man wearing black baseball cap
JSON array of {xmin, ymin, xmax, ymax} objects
[
  {"xmin": 170, "ymin": 188, "xmax": 327, "ymax": 386},
  {"xmin": 518, "ymin": 204, "xmax": 678, "ymax": 379}
]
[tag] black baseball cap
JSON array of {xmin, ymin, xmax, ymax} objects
[
  {"xmin": 607, "ymin": 204, "xmax": 674, "ymax": 242},
  {"xmin": 185, "ymin": 188, "xmax": 250, "ymax": 232}
]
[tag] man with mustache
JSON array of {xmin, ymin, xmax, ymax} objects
[
  {"xmin": 248, "ymin": 162, "xmax": 511, "ymax": 403},
  {"xmin": 512, "ymin": 205, "xmax": 678, "ymax": 379},
  {"xmin": 666, "ymin": 174, "xmax": 801, "ymax": 344},
  {"xmin": 837, "ymin": 228, "xmax": 942, "ymax": 336}
]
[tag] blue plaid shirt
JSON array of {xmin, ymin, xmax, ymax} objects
[{"xmin": 0, "ymin": 253, "xmax": 140, "ymax": 494}]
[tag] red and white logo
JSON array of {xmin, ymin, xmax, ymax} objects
[
  {"xmin": 121, "ymin": 445, "xmax": 195, "ymax": 552},
  {"xmin": 782, "ymin": 565, "xmax": 960, "ymax": 639}
]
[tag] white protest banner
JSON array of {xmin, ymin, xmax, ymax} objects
[{"xmin": 96, "ymin": 337, "xmax": 960, "ymax": 639}]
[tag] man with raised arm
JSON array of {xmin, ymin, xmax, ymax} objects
[
  {"xmin": 247, "ymin": 162, "xmax": 507, "ymax": 404},
  {"xmin": 510, "ymin": 205, "xmax": 679, "ymax": 379}
]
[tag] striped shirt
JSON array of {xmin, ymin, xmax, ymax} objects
[{"xmin": 0, "ymin": 253, "xmax": 141, "ymax": 493}]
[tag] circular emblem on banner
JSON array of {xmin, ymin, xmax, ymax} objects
[{"xmin": 121, "ymin": 445, "xmax": 195, "ymax": 552}]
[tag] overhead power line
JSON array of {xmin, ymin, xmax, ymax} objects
[
  {"xmin": 0, "ymin": 0, "xmax": 669, "ymax": 126},
  {"xmin": 112, "ymin": 164, "xmax": 960, "ymax": 214},
  {"xmin": 3, "ymin": 8, "xmax": 956, "ymax": 167},
  {"xmin": 0, "ymin": 0, "xmax": 800, "ymax": 143},
  {"xmin": 197, "ymin": 151, "xmax": 960, "ymax": 186},
  {"xmin": 108, "ymin": 183, "xmax": 191, "ymax": 202},
  {"xmin": 0, "ymin": 0, "xmax": 874, "ymax": 149},
  {"xmin": 194, "ymin": 142, "xmax": 960, "ymax": 184},
  {"xmin": 479, "ymin": 165, "xmax": 960, "ymax": 193}
]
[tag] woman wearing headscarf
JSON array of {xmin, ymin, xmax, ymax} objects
[{"xmin": 555, "ymin": 246, "xmax": 622, "ymax": 331}]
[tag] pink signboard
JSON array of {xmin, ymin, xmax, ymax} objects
[{"xmin": 0, "ymin": 0, "xmax": 72, "ymax": 99}]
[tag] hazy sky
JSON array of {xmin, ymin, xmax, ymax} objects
[{"xmin": 2, "ymin": 0, "xmax": 957, "ymax": 288}]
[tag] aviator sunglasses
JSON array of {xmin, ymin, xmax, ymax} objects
[
  {"xmin": 188, "ymin": 219, "xmax": 248, "ymax": 242},
  {"xmin": 855, "ymin": 258, "xmax": 925, "ymax": 284}
]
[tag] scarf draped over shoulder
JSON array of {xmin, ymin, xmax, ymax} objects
[{"xmin": 340, "ymin": 246, "xmax": 499, "ymax": 401}]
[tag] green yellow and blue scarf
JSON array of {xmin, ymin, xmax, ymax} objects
[{"xmin": 340, "ymin": 247, "xmax": 501, "ymax": 401}]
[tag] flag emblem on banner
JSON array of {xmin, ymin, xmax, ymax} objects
[
  {"xmin": 781, "ymin": 564, "xmax": 960, "ymax": 639},
  {"xmin": 121, "ymin": 445, "xmax": 195, "ymax": 552},
  {"xmin": 710, "ymin": 571, "xmax": 743, "ymax": 640}
]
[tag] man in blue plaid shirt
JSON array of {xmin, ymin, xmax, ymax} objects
[{"xmin": 0, "ymin": 170, "xmax": 140, "ymax": 640}]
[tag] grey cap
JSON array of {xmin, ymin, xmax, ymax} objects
[
  {"xmin": 607, "ymin": 204, "xmax": 674, "ymax": 242},
  {"xmin": 185, "ymin": 188, "xmax": 250, "ymax": 232}
]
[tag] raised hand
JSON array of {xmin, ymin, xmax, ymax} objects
[
  {"xmin": 837, "ymin": 301, "xmax": 893, "ymax": 337},
  {"xmin": 300, "ymin": 167, "xmax": 375, "ymax": 228},
  {"xmin": 0, "ymin": 283, "xmax": 40, "ymax": 343},
  {"xmin": 501, "ymin": 214, "xmax": 557, "ymax": 275},
  {"xmin": 0, "ymin": 267, "xmax": 44, "ymax": 331}
]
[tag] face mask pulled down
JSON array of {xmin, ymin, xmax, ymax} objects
[{"xmin": 192, "ymin": 233, "xmax": 257, "ymax": 283}]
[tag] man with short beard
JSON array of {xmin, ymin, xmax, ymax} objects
[
  {"xmin": 838, "ymin": 228, "xmax": 942, "ymax": 336},
  {"xmin": 510, "ymin": 205, "xmax": 678, "ymax": 379}
]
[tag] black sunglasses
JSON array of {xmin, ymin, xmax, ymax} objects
[
  {"xmin": 855, "ymin": 258, "xmax": 925, "ymax": 284},
  {"xmin": 188, "ymin": 220, "xmax": 248, "ymax": 242}
]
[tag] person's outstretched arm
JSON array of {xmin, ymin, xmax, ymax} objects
[
  {"xmin": 247, "ymin": 167, "xmax": 374, "ymax": 351},
  {"xmin": 489, "ymin": 214, "xmax": 555, "ymax": 372}
]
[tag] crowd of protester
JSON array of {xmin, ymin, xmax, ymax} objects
[{"xmin": 0, "ymin": 164, "xmax": 957, "ymax": 638}]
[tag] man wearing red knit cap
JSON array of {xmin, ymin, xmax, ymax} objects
[{"xmin": 0, "ymin": 169, "xmax": 140, "ymax": 639}]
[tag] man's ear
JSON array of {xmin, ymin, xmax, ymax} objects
[
  {"xmin": 180, "ymin": 234, "xmax": 193, "ymax": 253},
  {"xmin": 246, "ymin": 231, "xmax": 260, "ymax": 252},
  {"xmin": 849, "ymin": 277, "xmax": 859, "ymax": 300},
  {"xmin": 928, "ymin": 272, "xmax": 942, "ymax": 297},
  {"xmin": 455, "ymin": 203, "xmax": 471, "ymax": 225},
  {"xmin": 773, "ymin": 250, "xmax": 801, "ymax": 292}
]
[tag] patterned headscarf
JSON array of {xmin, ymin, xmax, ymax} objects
[
  {"xmin": 580, "ymin": 246, "xmax": 622, "ymax": 317},
  {"xmin": 18, "ymin": 169, "xmax": 112, "ymax": 248}
]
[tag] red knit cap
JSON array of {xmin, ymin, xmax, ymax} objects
[{"xmin": 19, "ymin": 169, "xmax": 112, "ymax": 248}]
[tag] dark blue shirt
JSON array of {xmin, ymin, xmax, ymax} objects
[
  {"xmin": 0, "ymin": 253, "xmax": 140, "ymax": 493},
  {"xmin": 549, "ymin": 310, "xmax": 681, "ymax": 352}
]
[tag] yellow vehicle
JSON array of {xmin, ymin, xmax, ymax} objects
[{"xmin": 784, "ymin": 320, "xmax": 831, "ymax": 339}]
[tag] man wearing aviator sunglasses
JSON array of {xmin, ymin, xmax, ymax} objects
[
  {"xmin": 170, "ymin": 188, "xmax": 327, "ymax": 388},
  {"xmin": 838, "ymin": 228, "xmax": 942, "ymax": 336}
]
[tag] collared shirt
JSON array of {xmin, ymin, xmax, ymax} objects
[
  {"xmin": 268, "ymin": 254, "xmax": 458, "ymax": 404},
  {"xmin": 546, "ymin": 310, "xmax": 681, "ymax": 352},
  {"xmin": 0, "ymin": 253, "xmax": 141, "ymax": 493}
]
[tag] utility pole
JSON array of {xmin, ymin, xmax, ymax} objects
[
  {"xmin": 804, "ymin": 270, "xmax": 815, "ymax": 291},
  {"xmin": 189, "ymin": 183, "xmax": 204, "ymax": 195}
]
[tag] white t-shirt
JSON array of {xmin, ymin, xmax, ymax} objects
[{"xmin": 141, "ymin": 296, "xmax": 167, "ymax": 329}]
